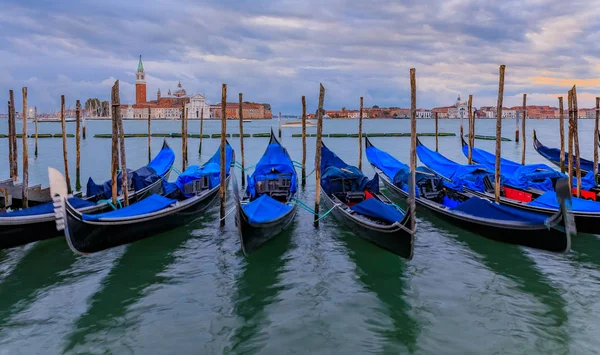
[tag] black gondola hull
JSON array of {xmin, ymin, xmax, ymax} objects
[
  {"xmin": 377, "ymin": 169, "xmax": 570, "ymax": 253},
  {"xmin": 63, "ymin": 177, "xmax": 225, "ymax": 254},
  {"xmin": 0, "ymin": 172, "xmax": 168, "ymax": 250},
  {"xmin": 320, "ymin": 187, "xmax": 414, "ymax": 259},
  {"xmin": 236, "ymin": 203, "xmax": 297, "ymax": 254}
]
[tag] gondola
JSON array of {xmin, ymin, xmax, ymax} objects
[
  {"xmin": 318, "ymin": 142, "xmax": 415, "ymax": 259},
  {"xmin": 49, "ymin": 143, "xmax": 234, "ymax": 254},
  {"xmin": 459, "ymin": 136, "xmax": 600, "ymax": 234},
  {"xmin": 366, "ymin": 137, "xmax": 574, "ymax": 253},
  {"xmin": 0, "ymin": 141, "xmax": 175, "ymax": 249},
  {"xmin": 533, "ymin": 129, "xmax": 597, "ymax": 176},
  {"xmin": 234, "ymin": 130, "xmax": 298, "ymax": 254}
]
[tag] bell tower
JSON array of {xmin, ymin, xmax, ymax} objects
[{"xmin": 135, "ymin": 55, "xmax": 147, "ymax": 104}]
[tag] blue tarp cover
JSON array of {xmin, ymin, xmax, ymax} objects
[
  {"xmin": 527, "ymin": 191, "xmax": 600, "ymax": 212},
  {"xmin": 85, "ymin": 144, "xmax": 175, "ymax": 199},
  {"xmin": 462, "ymin": 143, "xmax": 563, "ymax": 191},
  {"xmin": 452, "ymin": 196, "xmax": 548, "ymax": 224},
  {"xmin": 243, "ymin": 194, "xmax": 293, "ymax": 224},
  {"xmin": 247, "ymin": 141, "xmax": 297, "ymax": 199},
  {"xmin": 0, "ymin": 197, "xmax": 96, "ymax": 217},
  {"xmin": 365, "ymin": 144, "xmax": 409, "ymax": 185},
  {"xmin": 416, "ymin": 142, "xmax": 487, "ymax": 192},
  {"xmin": 174, "ymin": 144, "xmax": 233, "ymax": 198},
  {"xmin": 349, "ymin": 198, "xmax": 404, "ymax": 224},
  {"xmin": 82, "ymin": 194, "xmax": 176, "ymax": 221},
  {"xmin": 536, "ymin": 138, "xmax": 596, "ymax": 174},
  {"xmin": 320, "ymin": 144, "xmax": 379, "ymax": 194}
]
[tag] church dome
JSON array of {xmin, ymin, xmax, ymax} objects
[{"xmin": 173, "ymin": 81, "xmax": 187, "ymax": 97}]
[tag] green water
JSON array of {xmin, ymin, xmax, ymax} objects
[{"xmin": 0, "ymin": 118, "xmax": 599, "ymax": 354}]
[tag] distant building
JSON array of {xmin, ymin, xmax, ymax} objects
[
  {"xmin": 209, "ymin": 102, "xmax": 272, "ymax": 119},
  {"xmin": 416, "ymin": 109, "xmax": 432, "ymax": 119},
  {"xmin": 186, "ymin": 94, "xmax": 211, "ymax": 119}
]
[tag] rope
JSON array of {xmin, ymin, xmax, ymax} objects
[
  {"xmin": 219, "ymin": 206, "xmax": 236, "ymax": 221},
  {"xmin": 290, "ymin": 197, "xmax": 339, "ymax": 221},
  {"xmin": 170, "ymin": 167, "xmax": 182, "ymax": 176},
  {"xmin": 304, "ymin": 168, "xmax": 316, "ymax": 178},
  {"xmin": 391, "ymin": 203, "xmax": 406, "ymax": 214},
  {"xmin": 314, "ymin": 204, "xmax": 338, "ymax": 222},
  {"xmin": 97, "ymin": 199, "xmax": 118, "ymax": 211}
]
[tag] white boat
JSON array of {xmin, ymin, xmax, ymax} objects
[{"xmin": 281, "ymin": 120, "xmax": 316, "ymax": 128}]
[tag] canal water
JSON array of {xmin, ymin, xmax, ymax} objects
[{"xmin": 0, "ymin": 118, "xmax": 599, "ymax": 354}]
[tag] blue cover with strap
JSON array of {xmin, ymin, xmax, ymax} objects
[
  {"xmin": 527, "ymin": 191, "xmax": 600, "ymax": 212},
  {"xmin": 320, "ymin": 144, "xmax": 379, "ymax": 195},
  {"xmin": 243, "ymin": 194, "xmax": 293, "ymax": 224},
  {"xmin": 366, "ymin": 142, "xmax": 424, "ymax": 196},
  {"xmin": 535, "ymin": 137, "xmax": 596, "ymax": 174},
  {"xmin": 416, "ymin": 141, "xmax": 488, "ymax": 192},
  {"xmin": 452, "ymin": 196, "xmax": 548, "ymax": 224},
  {"xmin": 461, "ymin": 142, "xmax": 564, "ymax": 191},
  {"xmin": 85, "ymin": 143, "xmax": 175, "ymax": 199},
  {"xmin": 246, "ymin": 138, "xmax": 298, "ymax": 199},
  {"xmin": 0, "ymin": 197, "xmax": 96, "ymax": 217},
  {"xmin": 173, "ymin": 143, "xmax": 233, "ymax": 198},
  {"xmin": 82, "ymin": 194, "xmax": 176, "ymax": 221},
  {"xmin": 349, "ymin": 198, "xmax": 405, "ymax": 224}
]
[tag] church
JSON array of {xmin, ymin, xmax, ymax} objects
[{"xmin": 121, "ymin": 56, "xmax": 211, "ymax": 119}]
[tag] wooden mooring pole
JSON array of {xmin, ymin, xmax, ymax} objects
[
  {"xmin": 567, "ymin": 89, "xmax": 574, "ymax": 192},
  {"xmin": 314, "ymin": 84, "xmax": 325, "ymax": 227},
  {"xmin": 181, "ymin": 101, "xmax": 187, "ymax": 171},
  {"xmin": 117, "ymin": 101, "xmax": 129, "ymax": 207},
  {"xmin": 521, "ymin": 94, "xmax": 527, "ymax": 165},
  {"xmin": 467, "ymin": 94, "xmax": 473, "ymax": 164},
  {"xmin": 494, "ymin": 65, "xmax": 506, "ymax": 203},
  {"xmin": 434, "ymin": 112, "xmax": 439, "ymax": 152},
  {"xmin": 572, "ymin": 86, "xmax": 581, "ymax": 198},
  {"xmin": 301, "ymin": 96, "xmax": 307, "ymax": 186},
  {"xmin": 278, "ymin": 112, "xmax": 282, "ymax": 138},
  {"xmin": 147, "ymin": 107, "xmax": 151, "ymax": 163},
  {"xmin": 238, "ymin": 93, "xmax": 246, "ymax": 187},
  {"xmin": 409, "ymin": 69, "xmax": 417, "ymax": 233},
  {"xmin": 559, "ymin": 97, "xmax": 565, "ymax": 173},
  {"xmin": 60, "ymin": 95, "xmax": 72, "ymax": 194},
  {"xmin": 358, "ymin": 97, "xmax": 363, "ymax": 170},
  {"xmin": 594, "ymin": 97, "xmax": 599, "ymax": 175},
  {"xmin": 7, "ymin": 95, "xmax": 13, "ymax": 180},
  {"xmin": 219, "ymin": 84, "xmax": 227, "ymax": 227},
  {"xmin": 515, "ymin": 107, "xmax": 520, "ymax": 143},
  {"xmin": 9, "ymin": 90, "xmax": 17, "ymax": 181},
  {"xmin": 111, "ymin": 81, "xmax": 120, "ymax": 207},
  {"xmin": 82, "ymin": 113, "xmax": 86, "ymax": 140},
  {"xmin": 199, "ymin": 107, "xmax": 204, "ymax": 155},
  {"xmin": 21, "ymin": 87, "xmax": 28, "ymax": 208},
  {"xmin": 75, "ymin": 100, "xmax": 81, "ymax": 191},
  {"xmin": 34, "ymin": 106, "xmax": 38, "ymax": 158}
]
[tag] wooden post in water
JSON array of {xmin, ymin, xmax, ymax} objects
[
  {"xmin": 199, "ymin": 107, "xmax": 204, "ymax": 155},
  {"xmin": 117, "ymin": 103, "xmax": 129, "ymax": 207},
  {"xmin": 181, "ymin": 101, "xmax": 187, "ymax": 171},
  {"xmin": 7, "ymin": 96, "xmax": 13, "ymax": 180},
  {"xmin": 34, "ymin": 106, "xmax": 38, "ymax": 158},
  {"xmin": 314, "ymin": 84, "xmax": 325, "ymax": 227},
  {"xmin": 572, "ymin": 86, "xmax": 581, "ymax": 198},
  {"xmin": 515, "ymin": 108, "xmax": 520, "ymax": 142},
  {"xmin": 301, "ymin": 96, "xmax": 307, "ymax": 186},
  {"xmin": 75, "ymin": 100, "xmax": 82, "ymax": 192},
  {"xmin": 594, "ymin": 97, "xmax": 599, "ymax": 175},
  {"xmin": 147, "ymin": 107, "xmax": 151, "ymax": 163},
  {"xmin": 238, "ymin": 93, "xmax": 246, "ymax": 187},
  {"xmin": 467, "ymin": 94, "xmax": 473, "ymax": 164},
  {"xmin": 434, "ymin": 112, "xmax": 439, "ymax": 152},
  {"xmin": 219, "ymin": 84, "xmax": 227, "ymax": 227},
  {"xmin": 409, "ymin": 69, "xmax": 417, "ymax": 233},
  {"xmin": 185, "ymin": 107, "xmax": 189, "ymax": 166},
  {"xmin": 494, "ymin": 65, "xmax": 506, "ymax": 203},
  {"xmin": 9, "ymin": 90, "xmax": 17, "ymax": 181},
  {"xmin": 60, "ymin": 95, "xmax": 72, "ymax": 194},
  {"xmin": 278, "ymin": 112, "xmax": 282, "ymax": 138},
  {"xmin": 567, "ymin": 89, "xmax": 574, "ymax": 192},
  {"xmin": 82, "ymin": 113, "xmax": 86, "ymax": 140},
  {"xmin": 559, "ymin": 97, "xmax": 565, "ymax": 173},
  {"xmin": 521, "ymin": 94, "xmax": 527, "ymax": 165},
  {"xmin": 21, "ymin": 87, "xmax": 28, "ymax": 208},
  {"xmin": 358, "ymin": 97, "xmax": 363, "ymax": 170},
  {"xmin": 110, "ymin": 81, "xmax": 120, "ymax": 207}
]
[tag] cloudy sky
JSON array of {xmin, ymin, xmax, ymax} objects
[{"xmin": 1, "ymin": 0, "xmax": 599, "ymax": 113}]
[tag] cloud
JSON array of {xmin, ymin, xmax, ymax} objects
[{"xmin": 1, "ymin": 0, "xmax": 599, "ymax": 113}]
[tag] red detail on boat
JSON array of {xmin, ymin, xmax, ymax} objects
[
  {"xmin": 573, "ymin": 188, "xmax": 597, "ymax": 201},
  {"xmin": 504, "ymin": 187, "xmax": 533, "ymax": 202}
]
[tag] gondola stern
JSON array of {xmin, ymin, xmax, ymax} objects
[{"xmin": 364, "ymin": 136, "xmax": 373, "ymax": 149}]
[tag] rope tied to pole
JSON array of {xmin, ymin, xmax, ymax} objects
[{"xmin": 219, "ymin": 206, "xmax": 236, "ymax": 221}]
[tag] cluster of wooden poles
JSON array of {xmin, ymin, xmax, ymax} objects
[{"xmin": 5, "ymin": 89, "xmax": 84, "ymax": 208}]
